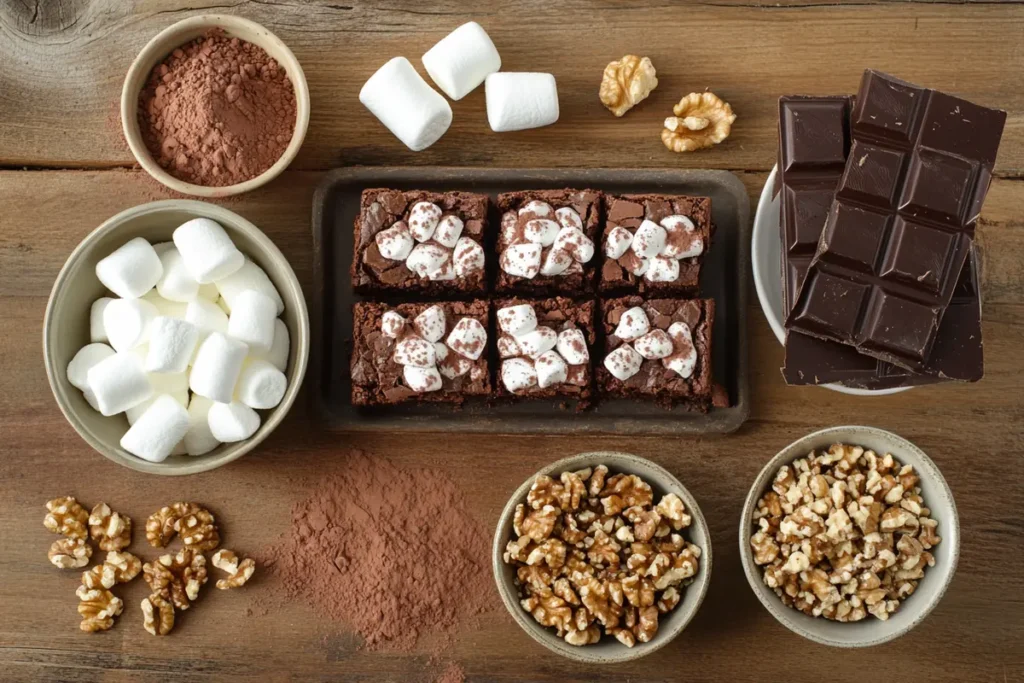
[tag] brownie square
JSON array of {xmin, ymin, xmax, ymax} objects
[
  {"xmin": 600, "ymin": 194, "xmax": 712, "ymax": 295},
  {"xmin": 495, "ymin": 189, "xmax": 602, "ymax": 295},
  {"xmin": 351, "ymin": 189, "xmax": 489, "ymax": 296},
  {"xmin": 597, "ymin": 296, "xmax": 715, "ymax": 410},
  {"xmin": 494, "ymin": 297, "xmax": 596, "ymax": 402},
  {"xmin": 350, "ymin": 300, "xmax": 491, "ymax": 406}
]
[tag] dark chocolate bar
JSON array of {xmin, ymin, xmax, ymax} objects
[{"xmin": 785, "ymin": 69, "xmax": 1005, "ymax": 372}]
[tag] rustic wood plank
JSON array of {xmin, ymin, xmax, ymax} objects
[
  {"xmin": 0, "ymin": 169, "xmax": 1021, "ymax": 681},
  {"xmin": 0, "ymin": 0, "xmax": 1021, "ymax": 174}
]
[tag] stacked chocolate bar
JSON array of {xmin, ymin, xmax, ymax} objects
[{"xmin": 777, "ymin": 70, "xmax": 1004, "ymax": 389}]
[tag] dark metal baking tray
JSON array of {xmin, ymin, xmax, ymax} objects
[{"xmin": 311, "ymin": 167, "xmax": 750, "ymax": 434}]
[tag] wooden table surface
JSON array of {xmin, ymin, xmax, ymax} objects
[{"xmin": 1, "ymin": 1, "xmax": 1022, "ymax": 681}]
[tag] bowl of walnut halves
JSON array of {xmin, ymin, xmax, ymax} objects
[
  {"xmin": 740, "ymin": 426, "xmax": 960, "ymax": 647},
  {"xmin": 493, "ymin": 451, "xmax": 711, "ymax": 663}
]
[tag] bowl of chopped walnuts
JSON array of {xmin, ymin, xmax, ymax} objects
[
  {"xmin": 493, "ymin": 451, "xmax": 711, "ymax": 663},
  {"xmin": 740, "ymin": 426, "xmax": 959, "ymax": 647}
]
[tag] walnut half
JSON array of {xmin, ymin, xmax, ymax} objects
[
  {"xmin": 48, "ymin": 537, "xmax": 92, "ymax": 569},
  {"xmin": 599, "ymin": 55, "xmax": 658, "ymax": 117},
  {"xmin": 212, "ymin": 549, "xmax": 257, "ymax": 590},
  {"xmin": 662, "ymin": 92, "xmax": 736, "ymax": 153},
  {"xmin": 141, "ymin": 593, "xmax": 175, "ymax": 636}
]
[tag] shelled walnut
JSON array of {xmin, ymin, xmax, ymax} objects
[
  {"xmin": 145, "ymin": 502, "xmax": 202, "ymax": 547},
  {"xmin": 76, "ymin": 586, "xmax": 124, "ymax": 633},
  {"xmin": 48, "ymin": 537, "xmax": 92, "ymax": 569},
  {"xmin": 175, "ymin": 507, "xmax": 220, "ymax": 551},
  {"xmin": 44, "ymin": 496, "xmax": 89, "ymax": 540},
  {"xmin": 144, "ymin": 548, "xmax": 208, "ymax": 611},
  {"xmin": 89, "ymin": 503, "xmax": 132, "ymax": 551},
  {"xmin": 662, "ymin": 92, "xmax": 736, "ymax": 153},
  {"xmin": 750, "ymin": 444, "xmax": 941, "ymax": 623},
  {"xmin": 142, "ymin": 593, "xmax": 175, "ymax": 636},
  {"xmin": 212, "ymin": 549, "xmax": 257, "ymax": 589},
  {"xmin": 599, "ymin": 55, "xmax": 658, "ymax": 117},
  {"xmin": 503, "ymin": 466, "xmax": 701, "ymax": 647}
]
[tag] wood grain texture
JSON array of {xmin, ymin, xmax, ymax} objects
[{"xmin": 0, "ymin": 0, "xmax": 1022, "ymax": 681}]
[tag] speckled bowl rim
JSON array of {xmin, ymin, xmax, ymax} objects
[
  {"xmin": 43, "ymin": 199, "xmax": 310, "ymax": 475},
  {"xmin": 492, "ymin": 451, "xmax": 712, "ymax": 663},
  {"xmin": 120, "ymin": 14, "xmax": 310, "ymax": 198},
  {"xmin": 738, "ymin": 426, "xmax": 960, "ymax": 647}
]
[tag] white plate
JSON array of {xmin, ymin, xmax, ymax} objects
[{"xmin": 751, "ymin": 166, "xmax": 911, "ymax": 396}]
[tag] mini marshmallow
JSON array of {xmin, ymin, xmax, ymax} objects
[
  {"xmin": 183, "ymin": 395, "xmax": 221, "ymax": 456},
  {"xmin": 156, "ymin": 247, "xmax": 200, "ymax": 302},
  {"xmin": 190, "ymin": 332, "xmax": 248, "ymax": 403},
  {"xmin": 86, "ymin": 352, "xmax": 153, "ymax": 416},
  {"xmin": 227, "ymin": 290, "xmax": 277, "ymax": 353},
  {"xmin": 660, "ymin": 215, "xmax": 704, "ymax": 259},
  {"xmin": 501, "ymin": 357, "xmax": 537, "ymax": 393},
  {"xmin": 633, "ymin": 329, "xmax": 674, "ymax": 360},
  {"xmin": 556, "ymin": 329, "xmax": 589, "ymax": 365},
  {"xmin": 208, "ymin": 401, "xmax": 261, "ymax": 443},
  {"xmin": 120, "ymin": 394, "xmax": 190, "ymax": 463},
  {"xmin": 251, "ymin": 318, "xmax": 289, "ymax": 372},
  {"xmin": 360, "ymin": 57, "xmax": 453, "ymax": 152},
  {"xmin": 535, "ymin": 350, "xmax": 568, "ymax": 389},
  {"xmin": 605, "ymin": 226, "xmax": 634, "ymax": 259},
  {"xmin": 452, "ymin": 237, "xmax": 485, "ymax": 276},
  {"xmin": 142, "ymin": 290, "xmax": 188, "ymax": 319},
  {"xmin": 90, "ymin": 298, "xmax": 113, "ymax": 343},
  {"xmin": 68, "ymin": 343, "xmax": 115, "ymax": 390},
  {"xmin": 497, "ymin": 335, "xmax": 522, "ymax": 359},
  {"xmin": 406, "ymin": 243, "xmax": 449, "ymax": 279},
  {"xmin": 408, "ymin": 202, "xmax": 443, "ymax": 242},
  {"xmin": 519, "ymin": 201, "xmax": 553, "ymax": 219},
  {"xmin": 604, "ymin": 345, "xmax": 644, "ymax": 381},
  {"xmin": 446, "ymin": 317, "xmax": 487, "ymax": 360},
  {"xmin": 185, "ymin": 298, "xmax": 229, "ymax": 341},
  {"xmin": 103, "ymin": 298, "xmax": 158, "ymax": 352},
  {"xmin": 375, "ymin": 223, "xmax": 414, "ymax": 260},
  {"xmin": 665, "ymin": 322, "xmax": 698, "ymax": 378},
  {"xmin": 173, "ymin": 218, "xmax": 244, "ymax": 284},
  {"xmin": 539, "ymin": 248, "xmax": 572, "ymax": 277},
  {"xmin": 145, "ymin": 317, "xmax": 199, "ymax": 373},
  {"xmin": 485, "ymin": 72, "xmax": 559, "ymax": 132},
  {"xmin": 214, "ymin": 258, "xmax": 285, "ymax": 315},
  {"xmin": 553, "ymin": 227, "xmax": 595, "ymax": 264},
  {"xmin": 433, "ymin": 215, "xmax": 464, "ymax": 248},
  {"xmin": 95, "ymin": 237, "xmax": 163, "ymax": 299},
  {"xmin": 126, "ymin": 391, "xmax": 188, "ymax": 426},
  {"xmin": 500, "ymin": 243, "xmax": 542, "ymax": 279},
  {"xmin": 381, "ymin": 311, "xmax": 407, "ymax": 339},
  {"xmin": 613, "ymin": 306, "xmax": 650, "ymax": 342},
  {"xmin": 632, "ymin": 220, "xmax": 667, "ymax": 259},
  {"xmin": 403, "ymin": 365, "xmax": 443, "ymax": 392},
  {"xmin": 393, "ymin": 337, "xmax": 437, "ymax": 368},
  {"xmin": 555, "ymin": 207, "xmax": 584, "ymax": 232},
  {"xmin": 523, "ymin": 219, "xmax": 560, "ymax": 247},
  {"xmin": 236, "ymin": 359, "xmax": 287, "ymax": 410},
  {"xmin": 646, "ymin": 255, "xmax": 681, "ymax": 283},
  {"xmin": 497, "ymin": 304, "xmax": 537, "ymax": 337},
  {"xmin": 413, "ymin": 305, "xmax": 447, "ymax": 343},
  {"xmin": 516, "ymin": 326, "xmax": 557, "ymax": 358},
  {"xmin": 422, "ymin": 21, "xmax": 501, "ymax": 100}
]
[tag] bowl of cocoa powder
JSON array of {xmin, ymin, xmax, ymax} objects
[{"xmin": 122, "ymin": 15, "xmax": 310, "ymax": 197}]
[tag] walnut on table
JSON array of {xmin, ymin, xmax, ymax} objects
[
  {"xmin": 76, "ymin": 586, "xmax": 124, "ymax": 633},
  {"xmin": 212, "ymin": 549, "xmax": 257, "ymax": 589},
  {"xmin": 44, "ymin": 496, "xmax": 89, "ymax": 540},
  {"xmin": 48, "ymin": 537, "xmax": 92, "ymax": 569},
  {"xmin": 175, "ymin": 507, "xmax": 220, "ymax": 551},
  {"xmin": 662, "ymin": 92, "xmax": 736, "ymax": 153},
  {"xmin": 145, "ymin": 502, "xmax": 212, "ymax": 548},
  {"xmin": 599, "ymin": 55, "xmax": 658, "ymax": 117},
  {"xmin": 141, "ymin": 593, "xmax": 175, "ymax": 636},
  {"xmin": 144, "ymin": 548, "xmax": 208, "ymax": 611},
  {"xmin": 89, "ymin": 503, "xmax": 132, "ymax": 551}
]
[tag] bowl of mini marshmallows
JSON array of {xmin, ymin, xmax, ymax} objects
[{"xmin": 44, "ymin": 200, "xmax": 309, "ymax": 475}]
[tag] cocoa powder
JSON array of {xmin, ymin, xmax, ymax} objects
[
  {"xmin": 138, "ymin": 30, "xmax": 296, "ymax": 187},
  {"xmin": 263, "ymin": 450, "xmax": 494, "ymax": 652}
]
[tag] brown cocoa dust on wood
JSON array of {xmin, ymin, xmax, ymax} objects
[{"xmin": 261, "ymin": 450, "xmax": 495, "ymax": 654}]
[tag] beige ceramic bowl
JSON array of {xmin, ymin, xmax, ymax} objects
[
  {"xmin": 739, "ymin": 426, "xmax": 959, "ymax": 647},
  {"xmin": 121, "ymin": 15, "xmax": 310, "ymax": 197},
  {"xmin": 43, "ymin": 200, "xmax": 309, "ymax": 475},
  {"xmin": 493, "ymin": 452, "xmax": 712, "ymax": 663}
]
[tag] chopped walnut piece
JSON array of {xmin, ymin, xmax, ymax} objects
[
  {"xmin": 211, "ymin": 550, "xmax": 257, "ymax": 590},
  {"xmin": 48, "ymin": 537, "xmax": 92, "ymax": 569},
  {"xmin": 44, "ymin": 496, "xmax": 89, "ymax": 539},
  {"xmin": 142, "ymin": 592, "xmax": 175, "ymax": 636},
  {"xmin": 751, "ymin": 443, "xmax": 940, "ymax": 623},
  {"xmin": 599, "ymin": 55, "xmax": 658, "ymax": 117},
  {"xmin": 662, "ymin": 92, "xmax": 736, "ymax": 153},
  {"xmin": 88, "ymin": 503, "xmax": 132, "ymax": 551},
  {"xmin": 76, "ymin": 586, "xmax": 123, "ymax": 633}
]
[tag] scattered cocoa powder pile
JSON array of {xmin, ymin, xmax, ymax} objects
[
  {"xmin": 263, "ymin": 450, "xmax": 494, "ymax": 652},
  {"xmin": 137, "ymin": 30, "xmax": 296, "ymax": 187}
]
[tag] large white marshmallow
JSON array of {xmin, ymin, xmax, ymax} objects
[
  {"xmin": 90, "ymin": 298, "xmax": 113, "ymax": 343},
  {"xmin": 406, "ymin": 243, "xmax": 450, "ymax": 279},
  {"xmin": 227, "ymin": 290, "xmax": 277, "ymax": 353},
  {"xmin": 535, "ymin": 350, "xmax": 568, "ymax": 389},
  {"xmin": 236, "ymin": 359, "xmax": 287, "ymax": 410},
  {"xmin": 68, "ymin": 343, "xmax": 115, "ymax": 391},
  {"xmin": 433, "ymin": 215, "xmax": 464, "ymax": 248},
  {"xmin": 86, "ymin": 352, "xmax": 153, "ymax": 416},
  {"xmin": 553, "ymin": 227, "xmax": 595, "ymax": 264},
  {"xmin": 452, "ymin": 237, "xmax": 485, "ymax": 277},
  {"xmin": 120, "ymin": 394, "xmax": 190, "ymax": 463},
  {"xmin": 359, "ymin": 57, "xmax": 453, "ymax": 152},
  {"xmin": 500, "ymin": 243, "xmax": 542, "ymax": 278},
  {"xmin": 646, "ymin": 255, "xmax": 681, "ymax": 283},
  {"xmin": 214, "ymin": 258, "xmax": 284, "ymax": 315},
  {"xmin": 374, "ymin": 222, "xmax": 415, "ymax": 261},
  {"xmin": 501, "ymin": 357, "xmax": 537, "ymax": 393},
  {"xmin": 185, "ymin": 298, "xmax": 229, "ymax": 341},
  {"xmin": 95, "ymin": 237, "xmax": 163, "ymax": 299},
  {"xmin": 665, "ymin": 322, "xmax": 698, "ymax": 378},
  {"xmin": 604, "ymin": 345, "xmax": 644, "ymax": 381},
  {"xmin": 633, "ymin": 329, "xmax": 674, "ymax": 360},
  {"xmin": 497, "ymin": 304, "xmax": 538, "ymax": 337},
  {"xmin": 393, "ymin": 337, "xmax": 436, "ymax": 368},
  {"xmin": 251, "ymin": 318, "xmax": 290, "ymax": 372},
  {"xmin": 523, "ymin": 219, "xmax": 560, "ymax": 247},
  {"xmin": 156, "ymin": 247, "xmax": 200, "ymax": 302},
  {"xmin": 422, "ymin": 21, "xmax": 501, "ymax": 100},
  {"xmin": 613, "ymin": 306, "xmax": 651, "ymax": 342},
  {"xmin": 184, "ymin": 395, "xmax": 221, "ymax": 456},
  {"xmin": 103, "ymin": 298, "xmax": 158, "ymax": 352},
  {"xmin": 516, "ymin": 326, "xmax": 557, "ymax": 358},
  {"xmin": 556, "ymin": 328, "xmax": 589, "ymax": 365},
  {"xmin": 632, "ymin": 220, "xmax": 668, "ymax": 259},
  {"xmin": 403, "ymin": 365, "xmax": 443, "ymax": 392},
  {"xmin": 485, "ymin": 72, "xmax": 559, "ymax": 132},
  {"xmin": 208, "ymin": 401, "xmax": 261, "ymax": 443},
  {"xmin": 413, "ymin": 305, "xmax": 447, "ymax": 343},
  {"xmin": 189, "ymin": 332, "xmax": 248, "ymax": 403},
  {"xmin": 446, "ymin": 317, "xmax": 487, "ymax": 361},
  {"xmin": 145, "ymin": 317, "xmax": 199, "ymax": 374},
  {"xmin": 604, "ymin": 226, "xmax": 634, "ymax": 259},
  {"xmin": 172, "ymin": 218, "xmax": 245, "ymax": 284}
]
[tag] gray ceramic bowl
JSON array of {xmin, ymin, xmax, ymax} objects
[
  {"xmin": 493, "ymin": 451, "xmax": 712, "ymax": 663},
  {"xmin": 739, "ymin": 426, "xmax": 959, "ymax": 647},
  {"xmin": 43, "ymin": 200, "xmax": 309, "ymax": 475}
]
